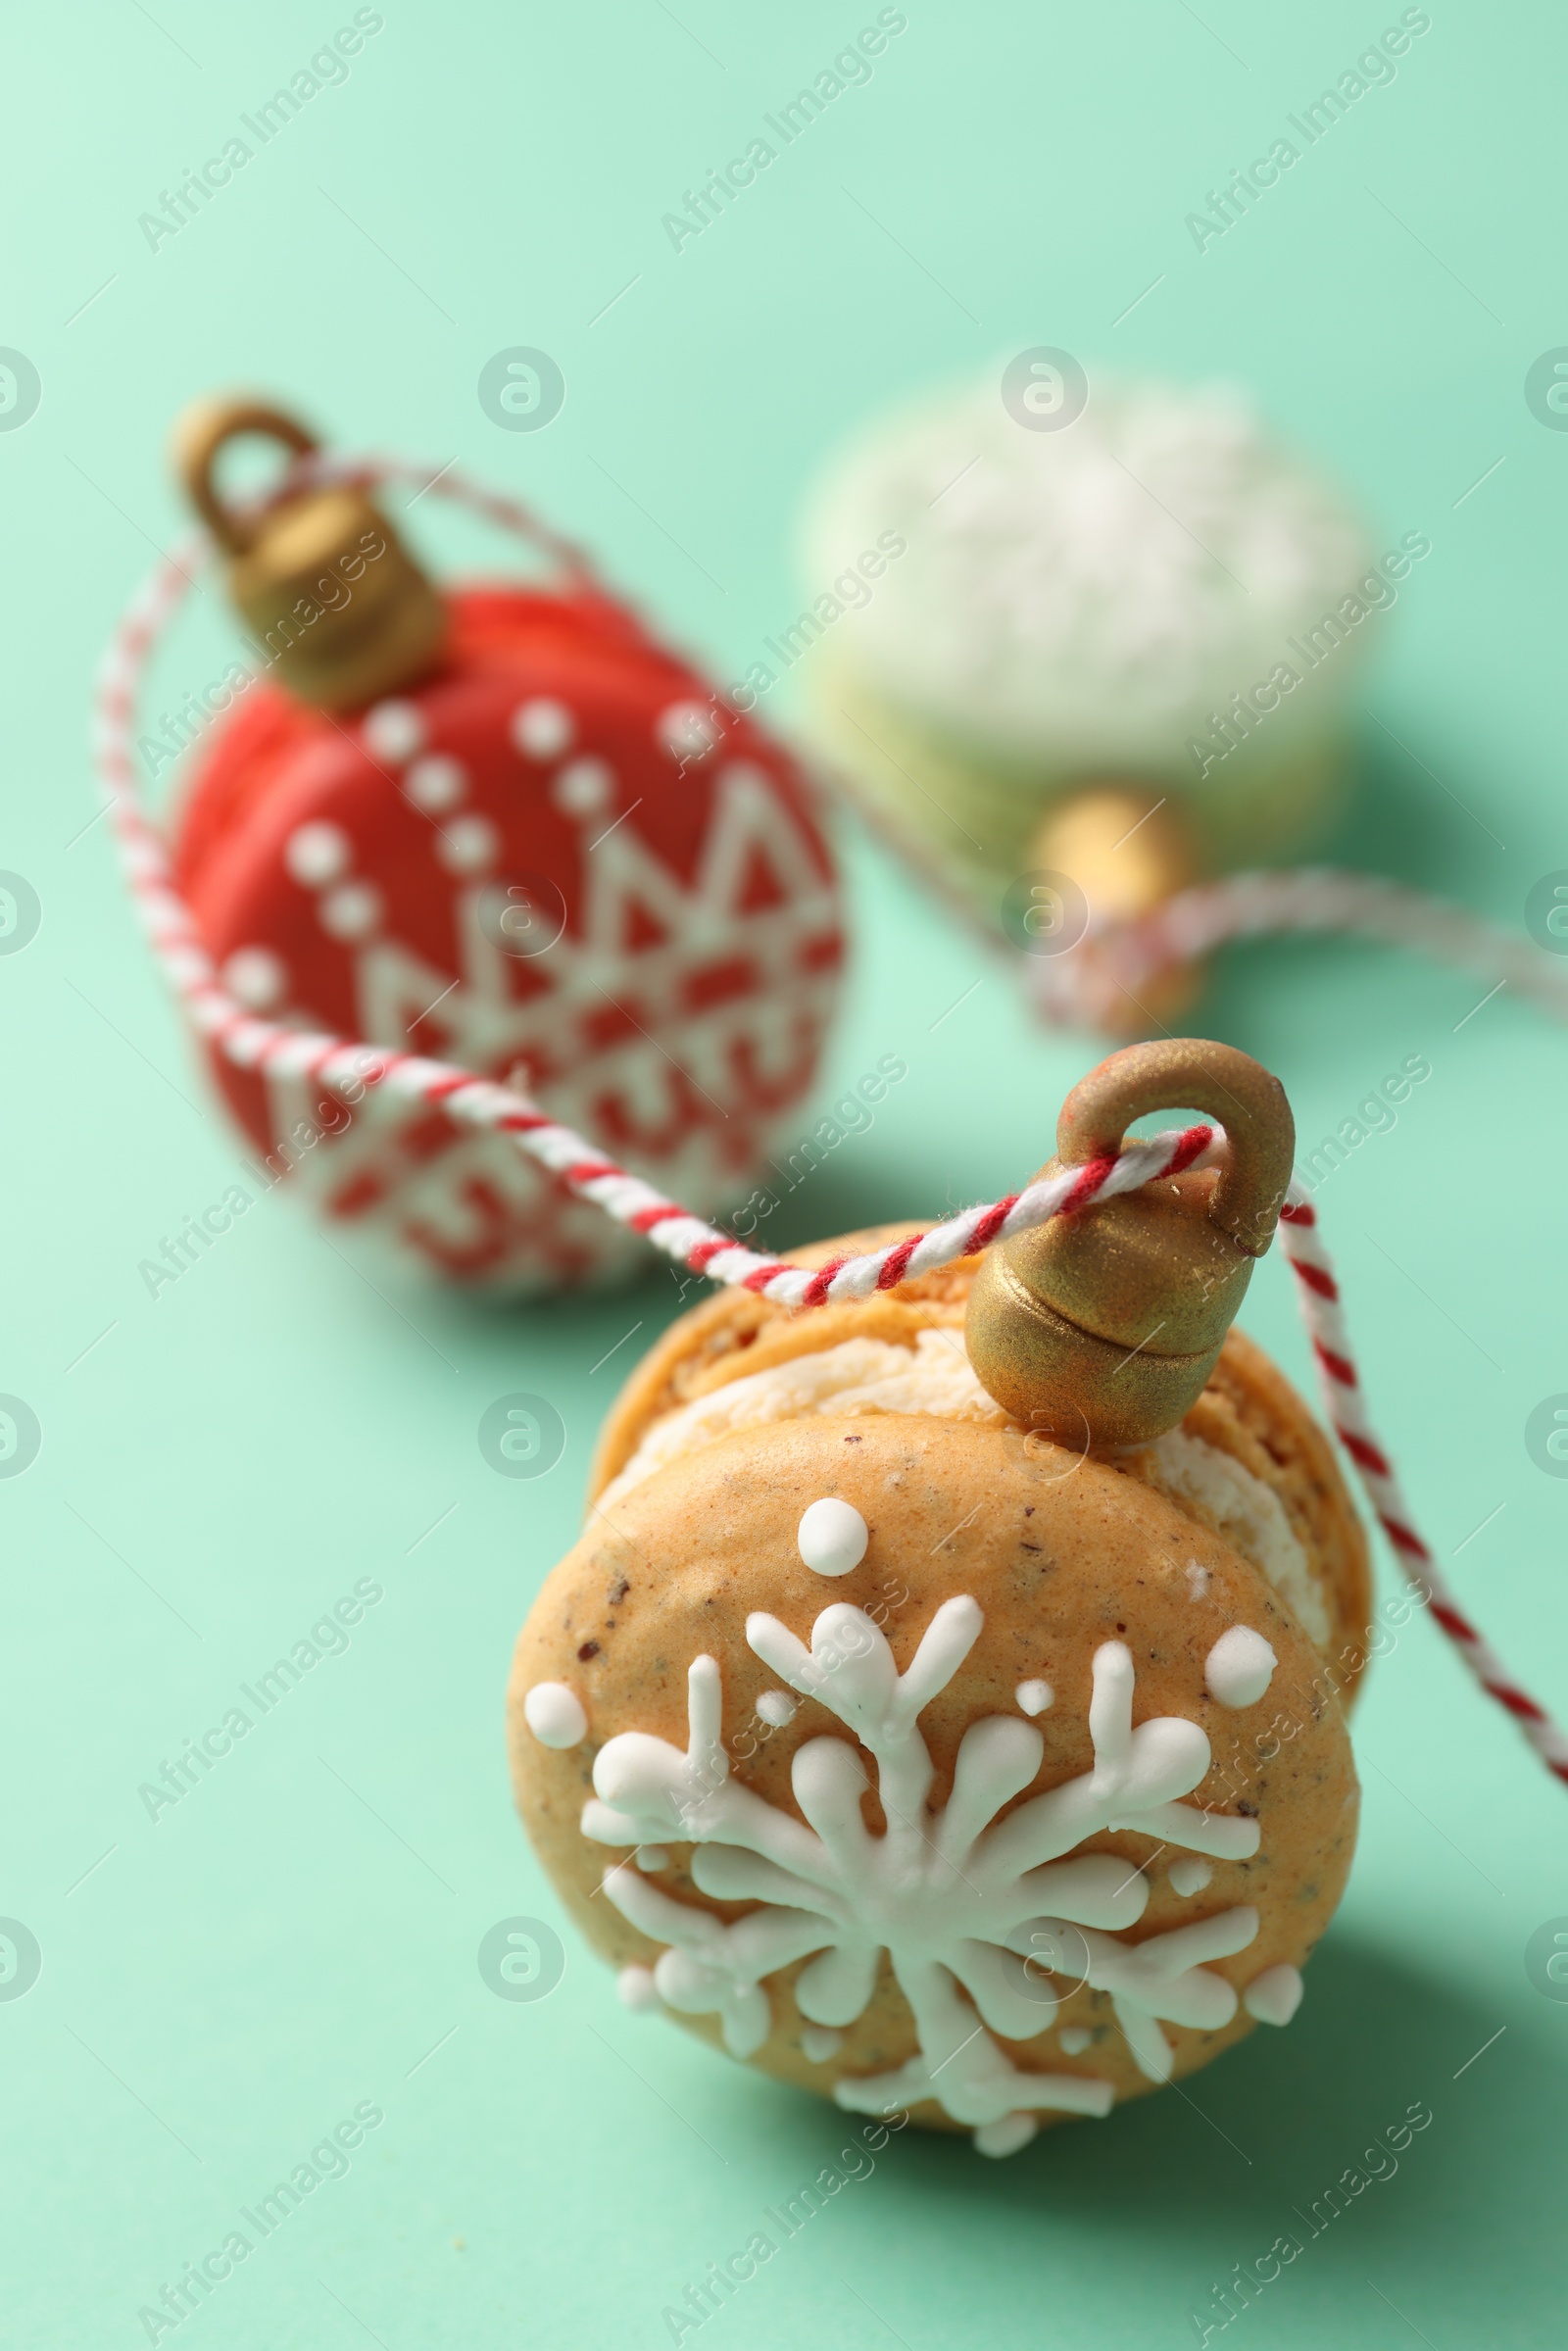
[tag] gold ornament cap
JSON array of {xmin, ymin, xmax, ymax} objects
[
  {"xmin": 965, "ymin": 1038, "xmax": 1294, "ymax": 1451},
  {"xmin": 172, "ymin": 396, "xmax": 448, "ymax": 712},
  {"xmin": 1028, "ymin": 782, "xmax": 1205, "ymax": 1035}
]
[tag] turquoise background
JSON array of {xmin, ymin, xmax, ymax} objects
[{"xmin": 3, "ymin": 0, "xmax": 1565, "ymax": 2342}]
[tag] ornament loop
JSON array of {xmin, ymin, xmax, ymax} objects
[
  {"xmin": 172, "ymin": 396, "xmax": 321, "ymax": 557},
  {"xmin": 1056, "ymin": 1037, "xmax": 1294, "ymax": 1256},
  {"xmin": 964, "ymin": 1039, "xmax": 1295, "ymax": 1450}
]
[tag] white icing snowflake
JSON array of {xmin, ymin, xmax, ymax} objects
[{"xmin": 582, "ymin": 1593, "xmax": 1270, "ymax": 2156}]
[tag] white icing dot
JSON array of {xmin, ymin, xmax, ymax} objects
[
  {"xmin": 436, "ymin": 814, "xmax": 500, "ymax": 873},
  {"xmin": 221, "ymin": 947, "xmax": 286, "ymax": 1009},
  {"xmin": 757, "ymin": 1690, "xmax": 797, "ymax": 1728},
  {"xmin": 406, "ymin": 754, "xmax": 466, "ymax": 811},
  {"xmin": 522, "ymin": 1681, "xmax": 587, "ymax": 1749},
  {"xmin": 1015, "ymin": 1679, "xmax": 1054, "ymax": 1717},
  {"xmin": 974, "ymin": 2113, "xmax": 1038, "ymax": 2159},
  {"xmin": 1168, "ymin": 1858, "xmax": 1213, "ymax": 1897},
  {"xmin": 1204, "ymin": 1625, "xmax": 1278, "ymax": 1709},
  {"xmin": 801, "ymin": 2026, "xmax": 842, "ymax": 2064},
  {"xmin": 635, "ymin": 1845, "xmax": 669, "ymax": 1873},
  {"xmin": 319, "ymin": 881, "xmax": 383, "ymax": 940},
  {"xmin": 552, "ymin": 756, "xmax": 613, "ymax": 817},
  {"xmin": 797, "ymin": 1497, "xmax": 868, "ymax": 1578},
  {"xmin": 1057, "ymin": 2026, "xmax": 1093, "ymax": 2056},
  {"xmin": 657, "ymin": 700, "xmax": 720, "ymax": 761},
  {"xmin": 617, "ymin": 1963, "xmax": 661, "ymax": 2014},
  {"xmin": 363, "ymin": 700, "xmax": 425, "ymax": 762},
  {"xmin": 284, "ymin": 820, "xmax": 351, "ymax": 886},
  {"xmin": 512, "ymin": 697, "xmax": 574, "ymax": 760},
  {"xmin": 1244, "ymin": 1963, "xmax": 1304, "ymax": 2027},
  {"xmin": 1186, "ymin": 1560, "xmax": 1209, "ymax": 1599}
]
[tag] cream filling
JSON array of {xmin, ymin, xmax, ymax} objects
[
  {"xmin": 599, "ymin": 1331, "xmax": 1004, "ymax": 1508},
  {"xmin": 601, "ymin": 1331, "xmax": 1327, "ymax": 1645},
  {"xmin": 1141, "ymin": 1428, "xmax": 1329, "ymax": 1648}
]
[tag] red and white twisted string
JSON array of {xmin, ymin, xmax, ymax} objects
[
  {"xmin": 1277, "ymin": 1193, "xmax": 1568, "ymax": 1785},
  {"xmin": 820, "ymin": 727, "xmax": 1568, "ymax": 1033},
  {"xmin": 1032, "ymin": 866, "xmax": 1568, "ymax": 1032},
  {"xmin": 91, "ymin": 457, "xmax": 1567, "ymax": 1790}
]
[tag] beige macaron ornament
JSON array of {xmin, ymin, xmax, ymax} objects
[{"xmin": 509, "ymin": 1042, "xmax": 1370, "ymax": 2156}]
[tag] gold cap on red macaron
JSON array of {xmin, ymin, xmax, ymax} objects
[{"xmin": 172, "ymin": 395, "xmax": 447, "ymax": 711}]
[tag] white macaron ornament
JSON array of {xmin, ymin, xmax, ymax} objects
[{"xmin": 795, "ymin": 367, "xmax": 1419, "ymax": 1024}]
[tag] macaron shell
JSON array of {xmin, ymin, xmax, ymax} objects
[
  {"xmin": 510, "ymin": 1412, "xmax": 1359, "ymax": 2132},
  {"xmin": 166, "ymin": 584, "xmax": 844, "ymax": 1287},
  {"xmin": 797, "ymin": 373, "xmax": 1372, "ymax": 769},
  {"xmin": 172, "ymin": 585, "xmax": 692, "ymax": 898},
  {"xmin": 587, "ymin": 1225, "xmax": 1371, "ymax": 1692},
  {"xmin": 795, "ymin": 372, "xmax": 1374, "ymax": 899},
  {"xmin": 805, "ymin": 652, "xmax": 1355, "ymax": 893}
]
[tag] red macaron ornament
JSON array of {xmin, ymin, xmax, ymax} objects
[{"xmin": 163, "ymin": 400, "xmax": 844, "ymax": 1289}]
